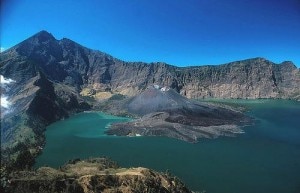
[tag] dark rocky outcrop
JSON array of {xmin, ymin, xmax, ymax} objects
[{"xmin": 5, "ymin": 158, "xmax": 194, "ymax": 193}]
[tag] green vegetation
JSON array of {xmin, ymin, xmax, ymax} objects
[
  {"xmin": 6, "ymin": 158, "xmax": 195, "ymax": 193},
  {"xmin": 13, "ymin": 149, "xmax": 35, "ymax": 170}
]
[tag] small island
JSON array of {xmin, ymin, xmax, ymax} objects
[{"xmin": 105, "ymin": 85, "xmax": 252, "ymax": 143}]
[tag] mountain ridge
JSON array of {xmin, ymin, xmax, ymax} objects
[
  {"xmin": 3, "ymin": 31, "xmax": 298, "ymax": 67},
  {"xmin": 1, "ymin": 30, "xmax": 299, "ymax": 100}
]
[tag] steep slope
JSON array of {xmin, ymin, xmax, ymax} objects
[{"xmin": 0, "ymin": 32, "xmax": 91, "ymax": 168}]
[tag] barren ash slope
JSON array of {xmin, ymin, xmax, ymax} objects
[{"xmin": 0, "ymin": 30, "xmax": 299, "ymax": 168}]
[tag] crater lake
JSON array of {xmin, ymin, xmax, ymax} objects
[{"xmin": 35, "ymin": 100, "xmax": 300, "ymax": 193}]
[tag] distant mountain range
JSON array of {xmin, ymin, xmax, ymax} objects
[{"xmin": 0, "ymin": 30, "xmax": 299, "ymax": 169}]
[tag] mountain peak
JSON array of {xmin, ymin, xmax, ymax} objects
[
  {"xmin": 280, "ymin": 61, "xmax": 297, "ymax": 69},
  {"xmin": 127, "ymin": 86, "xmax": 187, "ymax": 116},
  {"xmin": 36, "ymin": 30, "xmax": 52, "ymax": 35},
  {"xmin": 31, "ymin": 30, "xmax": 56, "ymax": 42}
]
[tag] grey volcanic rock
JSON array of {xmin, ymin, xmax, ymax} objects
[
  {"xmin": 127, "ymin": 86, "xmax": 190, "ymax": 115},
  {"xmin": 107, "ymin": 87, "xmax": 252, "ymax": 143}
]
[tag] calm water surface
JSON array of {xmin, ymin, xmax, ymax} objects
[{"xmin": 36, "ymin": 100, "xmax": 300, "ymax": 193}]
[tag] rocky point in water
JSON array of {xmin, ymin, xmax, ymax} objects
[{"xmin": 106, "ymin": 85, "xmax": 252, "ymax": 142}]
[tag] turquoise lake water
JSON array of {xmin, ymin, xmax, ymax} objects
[{"xmin": 35, "ymin": 100, "xmax": 300, "ymax": 193}]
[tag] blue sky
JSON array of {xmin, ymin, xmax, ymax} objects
[{"xmin": 1, "ymin": 0, "xmax": 300, "ymax": 67}]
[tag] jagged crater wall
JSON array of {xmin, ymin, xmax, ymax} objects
[{"xmin": 1, "ymin": 31, "xmax": 299, "ymax": 101}]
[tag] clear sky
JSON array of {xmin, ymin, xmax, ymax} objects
[{"xmin": 1, "ymin": 0, "xmax": 300, "ymax": 67}]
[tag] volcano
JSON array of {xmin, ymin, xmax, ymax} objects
[{"xmin": 107, "ymin": 85, "xmax": 252, "ymax": 143}]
